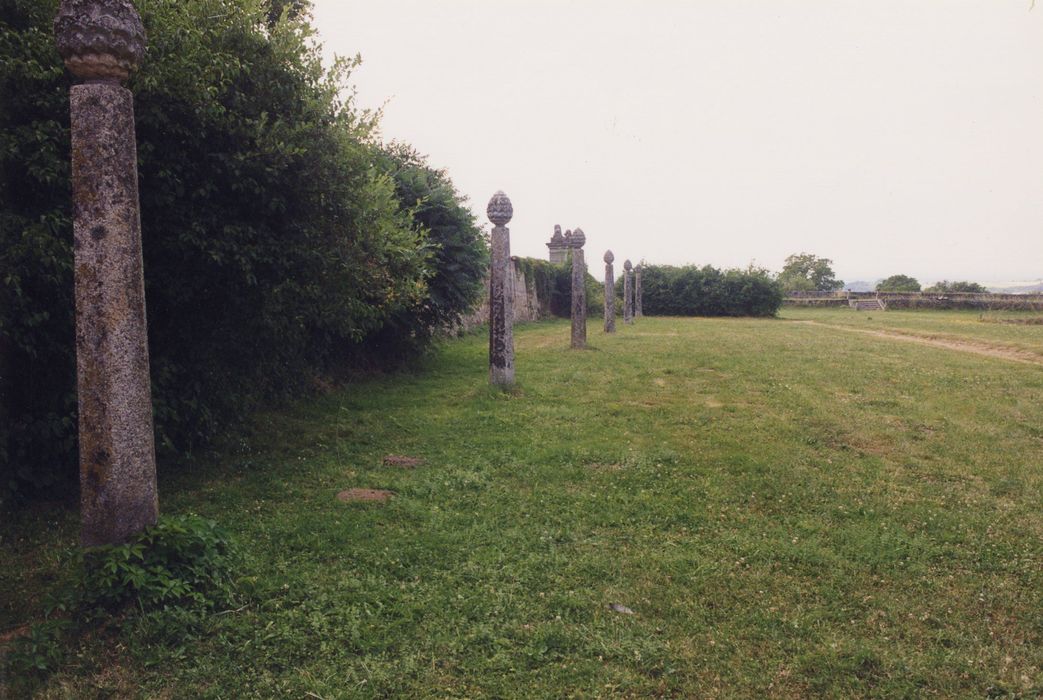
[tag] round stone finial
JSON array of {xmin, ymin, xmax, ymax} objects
[
  {"xmin": 569, "ymin": 228, "xmax": 586, "ymax": 249},
  {"xmin": 604, "ymin": 250, "xmax": 615, "ymax": 264},
  {"xmin": 486, "ymin": 191, "xmax": 513, "ymax": 226},
  {"xmin": 55, "ymin": 0, "xmax": 146, "ymax": 84},
  {"xmin": 624, "ymin": 259, "xmax": 633, "ymax": 271}
]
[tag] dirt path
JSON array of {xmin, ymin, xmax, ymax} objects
[{"xmin": 796, "ymin": 320, "xmax": 1043, "ymax": 366}]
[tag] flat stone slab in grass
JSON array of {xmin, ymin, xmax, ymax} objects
[
  {"xmin": 607, "ymin": 603, "xmax": 635, "ymax": 615},
  {"xmin": 337, "ymin": 488, "xmax": 394, "ymax": 503},
  {"xmin": 382, "ymin": 455, "xmax": 425, "ymax": 468}
]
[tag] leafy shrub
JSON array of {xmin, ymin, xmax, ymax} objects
[
  {"xmin": 77, "ymin": 514, "xmax": 238, "ymax": 614},
  {"xmin": 640, "ymin": 264, "xmax": 783, "ymax": 317},
  {"xmin": 1, "ymin": 514, "xmax": 236, "ymax": 692}
]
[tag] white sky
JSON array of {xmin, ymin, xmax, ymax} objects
[{"xmin": 311, "ymin": 0, "xmax": 1043, "ymax": 286}]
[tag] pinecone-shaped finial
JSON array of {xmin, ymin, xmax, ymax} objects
[
  {"xmin": 570, "ymin": 228, "xmax": 586, "ymax": 249},
  {"xmin": 55, "ymin": 0, "xmax": 146, "ymax": 84},
  {"xmin": 487, "ymin": 191, "xmax": 513, "ymax": 226}
]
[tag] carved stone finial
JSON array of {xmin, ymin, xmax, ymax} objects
[
  {"xmin": 55, "ymin": 0, "xmax": 146, "ymax": 84},
  {"xmin": 624, "ymin": 259, "xmax": 633, "ymax": 271},
  {"xmin": 487, "ymin": 191, "xmax": 513, "ymax": 226},
  {"xmin": 604, "ymin": 250, "xmax": 614, "ymax": 264},
  {"xmin": 570, "ymin": 228, "xmax": 586, "ymax": 249},
  {"xmin": 550, "ymin": 225, "xmax": 564, "ymax": 244}
]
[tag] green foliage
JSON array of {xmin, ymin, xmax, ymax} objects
[
  {"xmin": 777, "ymin": 252, "xmax": 844, "ymax": 292},
  {"xmin": 1, "ymin": 514, "xmax": 236, "ymax": 693},
  {"xmin": 1, "ymin": 619, "xmax": 71, "ymax": 690},
  {"xmin": 640, "ymin": 264, "xmax": 783, "ymax": 317},
  {"xmin": 513, "ymin": 256, "xmax": 602, "ymax": 319},
  {"xmin": 514, "ymin": 257, "xmax": 566, "ymax": 317},
  {"xmin": 877, "ymin": 274, "xmax": 922, "ymax": 292},
  {"xmin": 0, "ymin": 0, "xmax": 483, "ymax": 498},
  {"xmin": 0, "ymin": 0, "xmax": 78, "ymax": 497},
  {"xmin": 77, "ymin": 514, "xmax": 237, "ymax": 614},
  {"xmin": 925, "ymin": 280, "xmax": 987, "ymax": 294},
  {"xmin": 369, "ymin": 143, "xmax": 488, "ymax": 358}
]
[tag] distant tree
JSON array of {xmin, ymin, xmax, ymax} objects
[
  {"xmin": 877, "ymin": 275, "xmax": 922, "ymax": 292},
  {"xmin": 924, "ymin": 280, "xmax": 987, "ymax": 294},
  {"xmin": 777, "ymin": 253, "xmax": 844, "ymax": 292}
]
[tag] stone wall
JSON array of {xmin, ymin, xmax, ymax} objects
[
  {"xmin": 458, "ymin": 257, "xmax": 543, "ymax": 332},
  {"xmin": 784, "ymin": 291, "xmax": 1043, "ymax": 311}
]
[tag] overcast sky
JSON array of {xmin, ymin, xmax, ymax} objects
[{"xmin": 311, "ymin": 0, "xmax": 1043, "ymax": 286}]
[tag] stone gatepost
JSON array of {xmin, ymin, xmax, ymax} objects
[
  {"xmin": 603, "ymin": 250, "xmax": 616, "ymax": 333},
  {"xmin": 635, "ymin": 264, "xmax": 644, "ymax": 318},
  {"xmin": 55, "ymin": 0, "xmax": 158, "ymax": 546},
  {"xmin": 547, "ymin": 224, "xmax": 567, "ymax": 264},
  {"xmin": 623, "ymin": 259, "xmax": 634, "ymax": 325},
  {"xmin": 570, "ymin": 228, "xmax": 587, "ymax": 349},
  {"xmin": 487, "ymin": 191, "xmax": 514, "ymax": 386}
]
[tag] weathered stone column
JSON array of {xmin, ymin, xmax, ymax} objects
[
  {"xmin": 487, "ymin": 191, "xmax": 514, "ymax": 386},
  {"xmin": 623, "ymin": 259, "xmax": 634, "ymax": 325},
  {"xmin": 55, "ymin": 0, "xmax": 158, "ymax": 546},
  {"xmin": 569, "ymin": 228, "xmax": 587, "ymax": 349},
  {"xmin": 635, "ymin": 264, "xmax": 644, "ymax": 318},
  {"xmin": 603, "ymin": 250, "xmax": 616, "ymax": 333}
]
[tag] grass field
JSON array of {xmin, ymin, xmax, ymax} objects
[{"xmin": 2, "ymin": 308, "xmax": 1042, "ymax": 697}]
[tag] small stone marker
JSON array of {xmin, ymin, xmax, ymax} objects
[
  {"xmin": 55, "ymin": 0, "xmax": 159, "ymax": 546},
  {"xmin": 337, "ymin": 488, "xmax": 395, "ymax": 503},
  {"xmin": 570, "ymin": 228, "xmax": 587, "ymax": 349},
  {"xmin": 635, "ymin": 264, "xmax": 644, "ymax": 318},
  {"xmin": 623, "ymin": 259, "xmax": 635, "ymax": 325},
  {"xmin": 603, "ymin": 250, "xmax": 616, "ymax": 333},
  {"xmin": 382, "ymin": 455, "xmax": 424, "ymax": 468},
  {"xmin": 487, "ymin": 191, "xmax": 514, "ymax": 386},
  {"xmin": 607, "ymin": 603, "xmax": 635, "ymax": 615}
]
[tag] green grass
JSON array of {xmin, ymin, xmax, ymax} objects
[
  {"xmin": 3, "ymin": 311, "xmax": 1042, "ymax": 697},
  {"xmin": 783, "ymin": 306, "xmax": 1043, "ymax": 356}
]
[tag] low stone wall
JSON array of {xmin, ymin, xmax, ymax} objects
[
  {"xmin": 457, "ymin": 257, "xmax": 543, "ymax": 332},
  {"xmin": 784, "ymin": 291, "xmax": 1043, "ymax": 311}
]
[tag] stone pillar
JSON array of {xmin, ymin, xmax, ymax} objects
[
  {"xmin": 623, "ymin": 259, "xmax": 634, "ymax": 325},
  {"xmin": 55, "ymin": 0, "xmax": 158, "ymax": 546},
  {"xmin": 635, "ymin": 264, "xmax": 644, "ymax": 318},
  {"xmin": 570, "ymin": 228, "xmax": 587, "ymax": 349},
  {"xmin": 603, "ymin": 250, "xmax": 616, "ymax": 333},
  {"xmin": 487, "ymin": 191, "xmax": 514, "ymax": 386}
]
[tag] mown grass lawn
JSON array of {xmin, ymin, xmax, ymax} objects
[{"xmin": 3, "ymin": 309, "xmax": 1042, "ymax": 698}]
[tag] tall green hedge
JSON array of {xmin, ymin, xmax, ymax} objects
[
  {"xmin": 0, "ymin": 0, "xmax": 485, "ymax": 500},
  {"xmin": 639, "ymin": 265, "xmax": 782, "ymax": 317}
]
